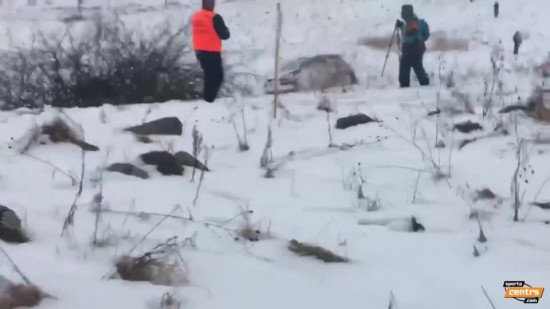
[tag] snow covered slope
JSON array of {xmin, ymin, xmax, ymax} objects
[
  {"xmin": 1, "ymin": 87, "xmax": 550, "ymax": 309},
  {"xmin": 0, "ymin": 0, "xmax": 550, "ymax": 309},
  {"xmin": 1, "ymin": 0, "xmax": 549, "ymax": 91}
]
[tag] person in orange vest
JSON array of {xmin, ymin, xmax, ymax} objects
[{"xmin": 192, "ymin": 0, "xmax": 230, "ymax": 103}]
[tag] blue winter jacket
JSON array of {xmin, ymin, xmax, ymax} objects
[{"xmin": 401, "ymin": 17, "xmax": 428, "ymax": 55}]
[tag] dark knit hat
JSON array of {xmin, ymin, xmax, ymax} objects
[
  {"xmin": 401, "ymin": 4, "xmax": 415, "ymax": 21},
  {"xmin": 202, "ymin": 0, "xmax": 215, "ymax": 10}
]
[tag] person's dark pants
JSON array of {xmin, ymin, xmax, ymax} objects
[
  {"xmin": 196, "ymin": 51, "xmax": 224, "ymax": 103},
  {"xmin": 399, "ymin": 52, "xmax": 429, "ymax": 88}
]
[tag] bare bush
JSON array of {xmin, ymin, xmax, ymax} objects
[
  {"xmin": 0, "ymin": 14, "xmax": 202, "ymax": 110},
  {"xmin": 113, "ymin": 238, "xmax": 188, "ymax": 286}
]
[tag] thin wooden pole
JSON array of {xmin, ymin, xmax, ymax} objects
[{"xmin": 273, "ymin": 2, "xmax": 282, "ymax": 119}]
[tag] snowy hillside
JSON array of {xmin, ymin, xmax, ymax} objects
[{"xmin": 0, "ymin": 0, "xmax": 550, "ymax": 309}]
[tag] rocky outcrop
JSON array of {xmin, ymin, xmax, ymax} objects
[
  {"xmin": 124, "ymin": 117, "xmax": 183, "ymax": 136},
  {"xmin": 0, "ymin": 205, "xmax": 29, "ymax": 244},
  {"xmin": 336, "ymin": 113, "xmax": 375, "ymax": 129},
  {"xmin": 139, "ymin": 151, "xmax": 184, "ymax": 176},
  {"xmin": 106, "ymin": 163, "xmax": 149, "ymax": 179},
  {"xmin": 174, "ymin": 151, "xmax": 209, "ymax": 171}
]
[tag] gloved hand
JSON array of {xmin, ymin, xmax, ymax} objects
[{"xmin": 395, "ymin": 19, "xmax": 404, "ymax": 28}]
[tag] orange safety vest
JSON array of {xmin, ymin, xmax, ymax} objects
[{"xmin": 192, "ymin": 9, "xmax": 222, "ymax": 52}]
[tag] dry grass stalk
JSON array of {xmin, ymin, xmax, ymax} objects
[
  {"xmin": 287, "ymin": 239, "xmax": 349, "ymax": 263},
  {"xmin": 61, "ymin": 150, "xmax": 86, "ymax": 236},
  {"xmin": 114, "ymin": 237, "xmax": 188, "ymax": 286},
  {"xmin": 192, "ymin": 146, "xmax": 211, "ymax": 207}
]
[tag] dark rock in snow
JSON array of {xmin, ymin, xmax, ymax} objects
[
  {"xmin": 453, "ymin": 120, "xmax": 483, "ymax": 133},
  {"xmin": 0, "ymin": 205, "xmax": 29, "ymax": 243},
  {"xmin": 139, "ymin": 151, "xmax": 184, "ymax": 176},
  {"xmin": 531, "ymin": 202, "xmax": 550, "ymax": 210},
  {"xmin": 124, "ymin": 117, "xmax": 183, "ymax": 136},
  {"xmin": 474, "ymin": 188, "xmax": 497, "ymax": 201},
  {"xmin": 106, "ymin": 163, "xmax": 149, "ymax": 179},
  {"xmin": 140, "ymin": 151, "xmax": 174, "ymax": 165},
  {"xmin": 174, "ymin": 151, "xmax": 209, "ymax": 171},
  {"xmin": 156, "ymin": 160, "xmax": 184, "ymax": 176},
  {"xmin": 335, "ymin": 113, "xmax": 375, "ymax": 129},
  {"xmin": 410, "ymin": 216, "xmax": 425, "ymax": 232}
]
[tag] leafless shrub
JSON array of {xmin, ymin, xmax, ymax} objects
[
  {"xmin": 229, "ymin": 95, "xmax": 250, "ymax": 151},
  {"xmin": 90, "ymin": 152, "xmax": 110, "ymax": 246},
  {"xmin": 483, "ymin": 44, "xmax": 504, "ymax": 117},
  {"xmin": 260, "ymin": 124, "xmax": 273, "ymax": 169},
  {"xmin": 61, "ymin": 150, "xmax": 86, "ymax": 236},
  {"xmin": 191, "ymin": 124, "xmax": 203, "ymax": 182},
  {"xmin": 192, "ymin": 146, "xmax": 211, "ymax": 207},
  {"xmin": 114, "ymin": 238, "xmax": 188, "ymax": 286},
  {"xmin": 317, "ymin": 90, "xmax": 336, "ymax": 146},
  {"xmin": 510, "ymin": 116, "xmax": 536, "ymax": 222},
  {"xmin": 382, "ymin": 120, "xmax": 449, "ymax": 181},
  {"xmin": 0, "ymin": 45, "xmax": 47, "ymax": 111},
  {"xmin": 0, "ymin": 13, "xmax": 202, "ymax": 110},
  {"xmin": 347, "ymin": 163, "xmax": 382, "ymax": 212},
  {"xmin": 234, "ymin": 205, "xmax": 271, "ymax": 242}
]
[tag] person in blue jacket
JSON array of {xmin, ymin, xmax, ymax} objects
[{"xmin": 395, "ymin": 4, "xmax": 430, "ymax": 88}]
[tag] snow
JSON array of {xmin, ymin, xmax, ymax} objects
[{"xmin": 0, "ymin": 0, "xmax": 550, "ymax": 309}]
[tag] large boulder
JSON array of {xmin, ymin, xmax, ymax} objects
[
  {"xmin": 139, "ymin": 151, "xmax": 184, "ymax": 176},
  {"xmin": 265, "ymin": 54, "xmax": 357, "ymax": 94},
  {"xmin": 124, "ymin": 117, "xmax": 183, "ymax": 136},
  {"xmin": 106, "ymin": 163, "xmax": 149, "ymax": 179},
  {"xmin": 174, "ymin": 151, "xmax": 209, "ymax": 171},
  {"xmin": 336, "ymin": 113, "xmax": 375, "ymax": 129},
  {"xmin": 0, "ymin": 205, "xmax": 29, "ymax": 244}
]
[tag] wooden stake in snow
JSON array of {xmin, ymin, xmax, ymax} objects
[
  {"xmin": 272, "ymin": 2, "xmax": 283, "ymax": 119},
  {"xmin": 493, "ymin": 1, "xmax": 499, "ymax": 18},
  {"xmin": 78, "ymin": 0, "xmax": 83, "ymax": 16}
]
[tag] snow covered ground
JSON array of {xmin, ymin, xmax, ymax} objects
[{"xmin": 0, "ymin": 0, "xmax": 550, "ymax": 308}]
